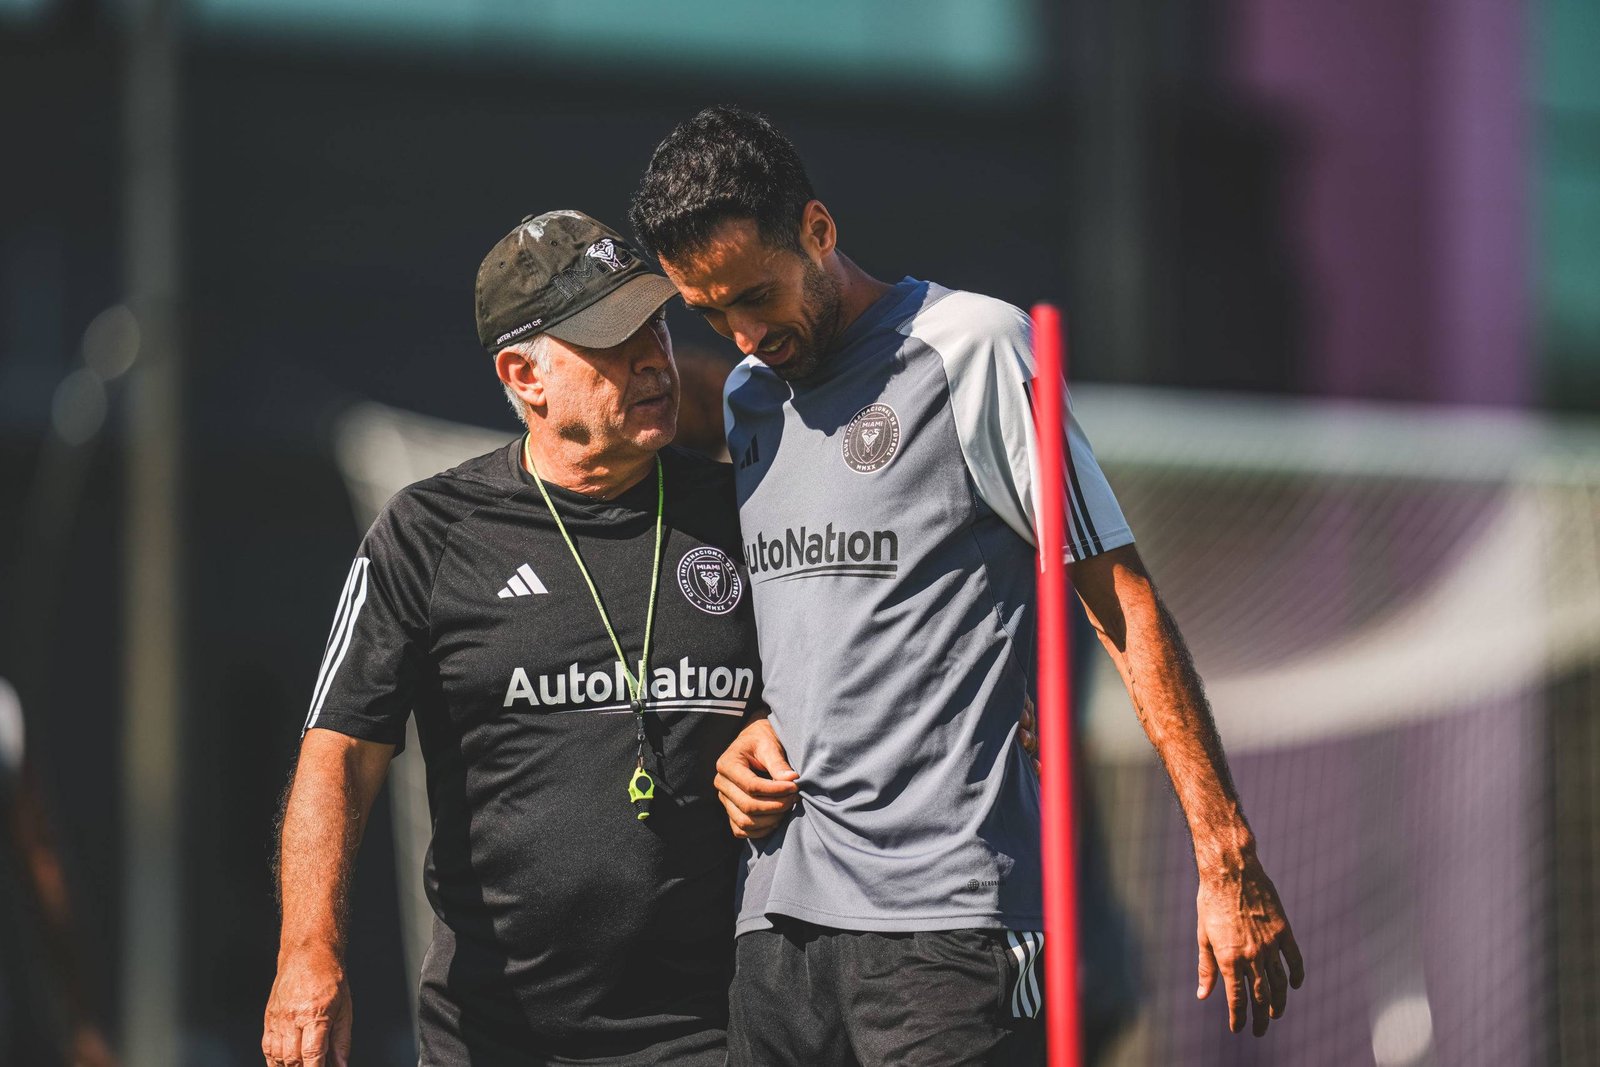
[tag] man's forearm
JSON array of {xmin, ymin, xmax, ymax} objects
[
  {"xmin": 264, "ymin": 732, "xmax": 390, "ymax": 1066},
  {"xmin": 276, "ymin": 731, "xmax": 392, "ymax": 960},
  {"xmin": 1075, "ymin": 545, "xmax": 1302, "ymax": 1036},
  {"xmin": 1073, "ymin": 546, "xmax": 1252, "ymax": 871}
]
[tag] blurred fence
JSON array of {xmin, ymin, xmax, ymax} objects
[{"xmin": 1077, "ymin": 389, "xmax": 1600, "ymax": 1066}]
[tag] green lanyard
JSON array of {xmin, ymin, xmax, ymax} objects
[{"xmin": 524, "ymin": 435, "xmax": 664, "ymax": 820}]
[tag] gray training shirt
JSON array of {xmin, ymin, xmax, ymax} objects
[{"xmin": 724, "ymin": 278, "xmax": 1134, "ymax": 936}]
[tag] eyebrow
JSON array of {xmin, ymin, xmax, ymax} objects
[{"xmin": 682, "ymin": 282, "xmax": 769, "ymax": 314}]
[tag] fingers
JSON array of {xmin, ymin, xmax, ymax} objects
[
  {"xmin": 1264, "ymin": 952, "xmax": 1289, "ymax": 1019},
  {"xmin": 713, "ymin": 731, "xmax": 799, "ymax": 842},
  {"xmin": 1223, "ymin": 961, "xmax": 1248, "ymax": 1034},
  {"xmin": 715, "ymin": 766, "xmax": 799, "ymax": 804},
  {"xmin": 713, "ymin": 770, "xmax": 795, "ymax": 812},
  {"xmin": 263, "ymin": 1012, "xmax": 291, "ymax": 1066},
  {"xmin": 719, "ymin": 790, "xmax": 751, "ymax": 838},
  {"xmin": 1019, "ymin": 696, "xmax": 1038, "ymax": 758},
  {"xmin": 1196, "ymin": 935, "xmax": 1218, "ymax": 1000},
  {"xmin": 1248, "ymin": 960, "xmax": 1272, "ymax": 1037},
  {"xmin": 302, "ymin": 1011, "xmax": 333, "ymax": 1067},
  {"xmin": 717, "ymin": 789, "xmax": 785, "ymax": 839},
  {"xmin": 263, "ymin": 1005, "xmax": 334, "ymax": 1066},
  {"xmin": 753, "ymin": 730, "xmax": 798, "ymax": 781},
  {"xmin": 716, "ymin": 747, "xmax": 800, "ymax": 798},
  {"xmin": 1282, "ymin": 930, "xmax": 1306, "ymax": 989},
  {"xmin": 332, "ymin": 987, "xmax": 354, "ymax": 1067},
  {"xmin": 1209, "ymin": 938, "xmax": 1300, "ymax": 1037},
  {"xmin": 270, "ymin": 1023, "xmax": 298, "ymax": 1067}
]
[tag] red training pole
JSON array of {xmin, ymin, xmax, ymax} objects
[{"xmin": 1031, "ymin": 302, "xmax": 1080, "ymax": 1067}]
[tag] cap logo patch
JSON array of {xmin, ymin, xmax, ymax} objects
[
  {"xmin": 585, "ymin": 238, "xmax": 631, "ymax": 273},
  {"xmin": 678, "ymin": 546, "xmax": 743, "ymax": 615},
  {"xmin": 842, "ymin": 403, "xmax": 901, "ymax": 473},
  {"xmin": 518, "ymin": 209, "xmax": 585, "ymax": 241}
]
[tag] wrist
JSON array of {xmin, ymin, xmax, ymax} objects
[
  {"xmin": 1191, "ymin": 818, "xmax": 1257, "ymax": 879},
  {"xmin": 276, "ymin": 938, "xmax": 344, "ymax": 971}
]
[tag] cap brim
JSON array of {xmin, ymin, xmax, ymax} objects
[{"xmin": 543, "ymin": 273, "xmax": 680, "ymax": 349}]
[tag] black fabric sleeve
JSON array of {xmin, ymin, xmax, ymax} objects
[{"xmin": 300, "ymin": 493, "xmax": 440, "ymax": 749}]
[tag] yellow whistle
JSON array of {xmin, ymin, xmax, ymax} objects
[{"xmin": 629, "ymin": 767, "xmax": 655, "ymax": 821}]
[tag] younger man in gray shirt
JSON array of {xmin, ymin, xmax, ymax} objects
[{"xmin": 632, "ymin": 107, "xmax": 1304, "ymax": 1064}]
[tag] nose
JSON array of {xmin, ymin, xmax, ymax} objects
[{"xmin": 727, "ymin": 313, "xmax": 767, "ymax": 357}]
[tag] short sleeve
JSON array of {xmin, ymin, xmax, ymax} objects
[
  {"xmin": 301, "ymin": 500, "xmax": 436, "ymax": 748},
  {"xmin": 926, "ymin": 293, "xmax": 1134, "ymax": 561}
]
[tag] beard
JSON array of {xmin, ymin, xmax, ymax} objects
[{"xmin": 771, "ymin": 259, "xmax": 845, "ymax": 382}]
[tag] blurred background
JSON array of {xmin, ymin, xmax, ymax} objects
[{"xmin": 1, "ymin": 0, "xmax": 1597, "ymax": 1064}]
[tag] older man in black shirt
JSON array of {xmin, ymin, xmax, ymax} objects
[{"xmin": 261, "ymin": 211, "xmax": 762, "ymax": 1067}]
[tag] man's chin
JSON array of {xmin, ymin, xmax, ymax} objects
[
  {"xmin": 631, "ymin": 420, "xmax": 678, "ymax": 453},
  {"xmin": 772, "ymin": 349, "xmax": 825, "ymax": 382}
]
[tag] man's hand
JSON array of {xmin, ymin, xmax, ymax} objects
[
  {"xmin": 1195, "ymin": 852, "xmax": 1304, "ymax": 1037},
  {"xmin": 1018, "ymin": 694, "xmax": 1040, "ymax": 775},
  {"xmin": 262, "ymin": 948, "xmax": 352, "ymax": 1067},
  {"xmin": 714, "ymin": 715, "xmax": 799, "ymax": 839}
]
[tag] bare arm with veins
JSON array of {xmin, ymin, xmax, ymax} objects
[
  {"xmin": 1072, "ymin": 543, "xmax": 1304, "ymax": 1037},
  {"xmin": 262, "ymin": 730, "xmax": 394, "ymax": 1067}
]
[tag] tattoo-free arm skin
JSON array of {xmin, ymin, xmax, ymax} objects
[
  {"xmin": 1072, "ymin": 544, "xmax": 1304, "ymax": 1036},
  {"xmin": 262, "ymin": 730, "xmax": 393, "ymax": 1067}
]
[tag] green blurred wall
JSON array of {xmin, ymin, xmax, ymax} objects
[
  {"xmin": 1536, "ymin": 0, "xmax": 1600, "ymax": 408},
  {"xmin": 190, "ymin": 0, "xmax": 1042, "ymax": 93}
]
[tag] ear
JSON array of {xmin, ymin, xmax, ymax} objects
[
  {"xmin": 495, "ymin": 346, "xmax": 545, "ymax": 410},
  {"xmin": 799, "ymin": 200, "xmax": 837, "ymax": 261}
]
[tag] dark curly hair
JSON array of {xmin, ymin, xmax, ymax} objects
[{"xmin": 629, "ymin": 105, "xmax": 816, "ymax": 263}]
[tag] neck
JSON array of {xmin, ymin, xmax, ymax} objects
[
  {"xmin": 522, "ymin": 433, "xmax": 655, "ymax": 500},
  {"xmin": 832, "ymin": 251, "xmax": 894, "ymax": 335}
]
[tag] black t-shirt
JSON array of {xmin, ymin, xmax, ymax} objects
[{"xmin": 305, "ymin": 441, "xmax": 760, "ymax": 1064}]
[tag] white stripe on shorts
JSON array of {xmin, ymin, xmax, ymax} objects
[{"xmin": 1006, "ymin": 929, "xmax": 1044, "ymax": 1019}]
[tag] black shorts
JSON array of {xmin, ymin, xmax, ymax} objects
[
  {"xmin": 727, "ymin": 918, "xmax": 1045, "ymax": 1067},
  {"xmin": 417, "ymin": 1022, "xmax": 725, "ymax": 1067}
]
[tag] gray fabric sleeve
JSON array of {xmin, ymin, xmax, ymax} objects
[
  {"xmin": 723, "ymin": 358, "xmax": 757, "ymax": 441},
  {"xmin": 917, "ymin": 291, "xmax": 1133, "ymax": 560}
]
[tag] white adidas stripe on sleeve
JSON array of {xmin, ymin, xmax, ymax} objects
[{"xmin": 304, "ymin": 557, "xmax": 371, "ymax": 733}]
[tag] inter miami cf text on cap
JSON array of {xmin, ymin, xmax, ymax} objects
[{"xmin": 475, "ymin": 210, "xmax": 679, "ymax": 353}]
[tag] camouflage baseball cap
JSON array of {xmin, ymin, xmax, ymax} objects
[{"xmin": 475, "ymin": 209, "xmax": 678, "ymax": 352}]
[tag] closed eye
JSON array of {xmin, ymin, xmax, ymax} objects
[{"xmin": 684, "ymin": 284, "xmax": 772, "ymax": 316}]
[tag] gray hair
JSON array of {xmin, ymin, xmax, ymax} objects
[{"xmin": 500, "ymin": 335, "xmax": 552, "ymax": 426}]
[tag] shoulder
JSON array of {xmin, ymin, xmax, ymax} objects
[
  {"xmin": 900, "ymin": 286, "xmax": 1031, "ymax": 352},
  {"xmin": 722, "ymin": 356, "xmax": 786, "ymax": 436},
  {"xmin": 366, "ymin": 443, "xmax": 524, "ymax": 556},
  {"xmin": 900, "ymin": 286, "xmax": 1033, "ymax": 389},
  {"xmin": 723, "ymin": 355, "xmax": 780, "ymax": 405}
]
